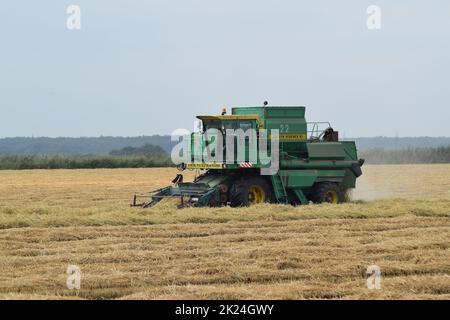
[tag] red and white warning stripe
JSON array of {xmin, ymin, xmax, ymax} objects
[{"xmin": 239, "ymin": 162, "xmax": 253, "ymax": 168}]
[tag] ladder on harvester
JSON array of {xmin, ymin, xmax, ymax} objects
[{"xmin": 271, "ymin": 175, "xmax": 288, "ymax": 204}]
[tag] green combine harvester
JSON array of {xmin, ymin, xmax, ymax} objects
[{"xmin": 132, "ymin": 104, "xmax": 364, "ymax": 208}]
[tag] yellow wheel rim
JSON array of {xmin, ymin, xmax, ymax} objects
[
  {"xmin": 325, "ymin": 190, "xmax": 338, "ymax": 204},
  {"xmin": 248, "ymin": 185, "xmax": 265, "ymax": 204}
]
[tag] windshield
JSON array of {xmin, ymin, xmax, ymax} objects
[{"xmin": 202, "ymin": 120, "xmax": 254, "ymax": 133}]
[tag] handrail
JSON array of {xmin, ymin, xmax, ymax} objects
[{"xmin": 307, "ymin": 122, "xmax": 332, "ymax": 140}]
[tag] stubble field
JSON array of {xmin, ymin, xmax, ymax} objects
[{"xmin": 0, "ymin": 165, "xmax": 449, "ymax": 299}]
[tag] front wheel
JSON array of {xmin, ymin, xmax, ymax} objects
[{"xmin": 229, "ymin": 177, "xmax": 273, "ymax": 207}]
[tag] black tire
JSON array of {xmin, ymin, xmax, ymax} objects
[
  {"xmin": 310, "ymin": 182, "xmax": 345, "ymax": 204},
  {"xmin": 229, "ymin": 177, "xmax": 274, "ymax": 207}
]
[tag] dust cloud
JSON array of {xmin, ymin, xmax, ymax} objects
[{"xmin": 351, "ymin": 164, "xmax": 450, "ymax": 201}]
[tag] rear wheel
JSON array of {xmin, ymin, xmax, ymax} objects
[
  {"xmin": 310, "ymin": 182, "xmax": 344, "ymax": 204},
  {"xmin": 230, "ymin": 177, "xmax": 273, "ymax": 207}
]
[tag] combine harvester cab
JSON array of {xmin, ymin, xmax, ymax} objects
[{"xmin": 132, "ymin": 105, "xmax": 364, "ymax": 208}]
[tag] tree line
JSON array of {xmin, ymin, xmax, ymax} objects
[
  {"xmin": 0, "ymin": 146, "xmax": 449, "ymax": 169},
  {"xmin": 0, "ymin": 144, "xmax": 172, "ymax": 169},
  {"xmin": 0, "ymin": 154, "xmax": 172, "ymax": 170},
  {"xmin": 1, "ymin": 136, "xmax": 450, "ymax": 155},
  {"xmin": 360, "ymin": 147, "xmax": 450, "ymax": 164}
]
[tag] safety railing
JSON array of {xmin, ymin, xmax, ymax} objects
[{"xmin": 307, "ymin": 122, "xmax": 332, "ymax": 140}]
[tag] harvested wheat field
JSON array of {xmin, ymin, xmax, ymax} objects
[{"xmin": 0, "ymin": 165, "xmax": 449, "ymax": 299}]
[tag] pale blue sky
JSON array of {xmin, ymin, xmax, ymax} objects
[{"xmin": 1, "ymin": 1, "xmax": 449, "ymax": 137}]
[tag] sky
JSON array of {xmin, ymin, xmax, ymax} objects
[{"xmin": 1, "ymin": 0, "xmax": 449, "ymax": 138}]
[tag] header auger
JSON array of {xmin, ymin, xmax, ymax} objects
[{"xmin": 132, "ymin": 104, "xmax": 364, "ymax": 208}]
